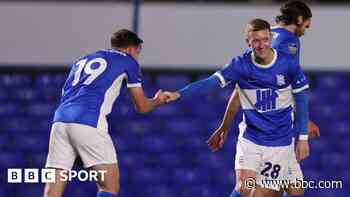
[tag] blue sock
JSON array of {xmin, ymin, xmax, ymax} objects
[
  {"xmin": 229, "ymin": 190, "xmax": 242, "ymax": 197},
  {"xmin": 284, "ymin": 195, "xmax": 304, "ymax": 197},
  {"xmin": 96, "ymin": 191, "xmax": 117, "ymax": 197}
]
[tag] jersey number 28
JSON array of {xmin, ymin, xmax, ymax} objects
[{"xmin": 72, "ymin": 58, "xmax": 107, "ymax": 86}]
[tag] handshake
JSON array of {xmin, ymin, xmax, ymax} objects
[{"xmin": 153, "ymin": 90, "xmax": 181, "ymax": 105}]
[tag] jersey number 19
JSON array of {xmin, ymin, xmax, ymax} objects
[{"xmin": 72, "ymin": 58, "xmax": 107, "ymax": 86}]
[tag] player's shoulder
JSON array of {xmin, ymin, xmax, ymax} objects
[
  {"xmin": 276, "ymin": 49, "xmax": 296, "ymax": 61},
  {"xmin": 100, "ymin": 49, "xmax": 139, "ymax": 66},
  {"xmin": 231, "ymin": 49, "xmax": 252, "ymax": 65},
  {"xmin": 272, "ymin": 26, "xmax": 299, "ymax": 43}
]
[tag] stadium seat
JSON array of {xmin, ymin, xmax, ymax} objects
[
  {"xmin": 186, "ymin": 186, "xmax": 214, "ymax": 197},
  {"xmin": 0, "ymin": 74, "xmax": 32, "ymax": 87},
  {"xmin": 0, "ymin": 152, "xmax": 27, "ymax": 168},
  {"xmin": 143, "ymin": 136, "xmax": 176, "ymax": 153},
  {"xmin": 9, "ymin": 87, "xmax": 39, "ymax": 102},
  {"xmin": 14, "ymin": 134, "xmax": 48, "ymax": 152},
  {"xmin": 36, "ymin": 73, "xmax": 66, "ymax": 88},
  {"xmin": 0, "ymin": 102, "xmax": 25, "ymax": 117},
  {"xmin": 19, "ymin": 184, "xmax": 43, "ymax": 197},
  {"xmin": 27, "ymin": 102, "xmax": 55, "ymax": 118},
  {"xmin": 156, "ymin": 74, "xmax": 191, "ymax": 90}
]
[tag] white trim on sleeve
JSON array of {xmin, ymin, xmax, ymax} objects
[
  {"xmin": 298, "ymin": 134, "xmax": 309, "ymax": 141},
  {"xmin": 127, "ymin": 83, "xmax": 142, "ymax": 88},
  {"xmin": 292, "ymin": 84, "xmax": 309, "ymax": 93},
  {"xmin": 214, "ymin": 72, "xmax": 227, "ymax": 88}
]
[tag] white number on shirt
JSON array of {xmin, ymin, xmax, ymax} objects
[{"xmin": 72, "ymin": 58, "xmax": 107, "ymax": 86}]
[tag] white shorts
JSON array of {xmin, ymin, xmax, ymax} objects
[
  {"xmin": 45, "ymin": 122, "xmax": 118, "ymax": 170},
  {"xmin": 235, "ymin": 137, "xmax": 303, "ymax": 191}
]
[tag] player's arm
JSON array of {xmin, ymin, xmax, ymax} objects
[
  {"xmin": 293, "ymin": 90, "xmax": 310, "ymax": 162},
  {"xmin": 289, "ymin": 57, "xmax": 310, "ymax": 162},
  {"xmin": 294, "ymin": 91, "xmax": 309, "ymax": 140},
  {"xmin": 129, "ymin": 87, "xmax": 165, "ymax": 113},
  {"xmin": 124, "ymin": 57, "xmax": 166, "ymax": 113},
  {"xmin": 165, "ymin": 58, "xmax": 241, "ymax": 103},
  {"xmin": 164, "ymin": 74, "xmax": 224, "ymax": 102},
  {"xmin": 220, "ymin": 88, "xmax": 240, "ymax": 131},
  {"xmin": 207, "ymin": 88, "xmax": 240, "ymax": 151}
]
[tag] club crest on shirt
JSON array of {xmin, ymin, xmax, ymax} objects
[
  {"xmin": 276, "ymin": 74, "xmax": 286, "ymax": 86},
  {"xmin": 288, "ymin": 43, "xmax": 298, "ymax": 55},
  {"xmin": 272, "ymin": 32, "xmax": 279, "ymax": 39}
]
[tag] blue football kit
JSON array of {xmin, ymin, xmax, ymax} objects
[
  {"xmin": 53, "ymin": 49, "xmax": 142, "ymax": 131},
  {"xmin": 215, "ymin": 49, "xmax": 308, "ymax": 146}
]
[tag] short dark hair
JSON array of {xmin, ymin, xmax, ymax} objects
[
  {"xmin": 276, "ymin": 0, "xmax": 312, "ymax": 25},
  {"xmin": 110, "ymin": 29, "xmax": 143, "ymax": 49},
  {"xmin": 245, "ymin": 18, "xmax": 271, "ymax": 36}
]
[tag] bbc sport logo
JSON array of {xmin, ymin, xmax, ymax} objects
[{"xmin": 7, "ymin": 168, "xmax": 107, "ymax": 183}]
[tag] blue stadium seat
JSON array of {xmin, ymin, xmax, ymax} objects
[
  {"xmin": 144, "ymin": 186, "xmax": 177, "ymax": 197},
  {"xmin": 186, "ymin": 186, "xmax": 214, "ymax": 197},
  {"xmin": 165, "ymin": 118, "xmax": 205, "ymax": 136},
  {"xmin": 1, "ymin": 117, "xmax": 34, "ymax": 133},
  {"xmin": 119, "ymin": 153, "xmax": 140, "ymax": 167},
  {"xmin": 65, "ymin": 180, "xmax": 97, "ymax": 197},
  {"xmin": 158, "ymin": 153, "xmax": 184, "ymax": 167},
  {"xmin": 315, "ymin": 73, "xmax": 350, "ymax": 90},
  {"xmin": 27, "ymin": 102, "xmax": 55, "ymax": 118},
  {"xmin": 143, "ymin": 136, "xmax": 175, "ymax": 153},
  {"xmin": 38, "ymin": 87, "xmax": 62, "ymax": 102},
  {"xmin": 19, "ymin": 184, "xmax": 43, "ymax": 197},
  {"xmin": 9, "ymin": 87, "xmax": 39, "ymax": 102},
  {"xmin": 131, "ymin": 167, "xmax": 167, "ymax": 185},
  {"xmin": 156, "ymin": 74, "xmax": 191, "ymax": 90},
  {"xmin": 197, "ymin": 153, "xmax": 229, "ymax": 169},
  {"xmin": 0, "ymin": 74, "xmax": 32, "ymax": 87},
  {"xmin": 152, "ymin": 104, "xmax": 183, "ymax": 117},
  {"xmin": 0, "ymin": 152, "xmax": 27, "ymax": 168},
  {"xmin": 0, "ymin": 102, "xmax": 25, "ymax": 117},
  {"xmin": 0, "ymin": 88, "xmax": 9, "ymax": 102},
  {"xmin": 36, "ymin": 73, "xmax": 66, "ymax": 88},
  {"xmin": 27, "ymin": 152, "xmax": 47, "ymax": 168},
  {"xmin": 0, "ymin": 133, "xmax": 14, "ymax": 151},
  {"xmin": 14, "ymin": 134, "xmax": 48, "ymax": 152}
]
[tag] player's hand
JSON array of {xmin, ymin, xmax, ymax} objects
[
  {"xmin": 308, "ymin": 120, "xmax": 320, "ymax": 139},
  {"xmin": 296, "ymin": 140, "xmax": 310, "ymax": 162},
  {"xmin": 163, "ymin": 91, "xmax": 180, "ymax": 103},
  {"xmin": 153, "ymin": 89, "xmax": 167, "ymax": 105},
  {"xmin": 207, "ymin": 126, "xmax": 229, "ymax": 152}
]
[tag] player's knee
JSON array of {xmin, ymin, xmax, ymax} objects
[
  {"xmin": 287, "ymin": 187, "xmax": 304, "ymax": 196},
  {"xmin": 235, "ymin": 185, "xmax": 252, "ymax": 197},
  {"xmin": 235, "ymin": 170, "xmax": 256, "ymax": 197},
  {"xmin": 235, "ymin": 181, "xmax": 253, "ymax": 197},
  {"xmin": 43, "ymin": 187, "xmax": 61, "ymax": 197}
]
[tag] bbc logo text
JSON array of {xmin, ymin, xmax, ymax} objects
[{"xmin": 7, "ymin": 168, "xmax": 107, "ymax": 183}]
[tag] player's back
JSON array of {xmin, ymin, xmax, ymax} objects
[
  {"xmin": 54, "ymin": 49, "xmax": 140, "ymax": 131},
  {"xmin": 272, "ymin": 26, "xmax": 300, "ymax": 61}
]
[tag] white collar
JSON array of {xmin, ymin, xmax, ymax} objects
[{"xmin": 251, "ymin": 48, "xmax": 278, "ymax": 69}]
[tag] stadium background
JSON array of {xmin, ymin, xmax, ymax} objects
[{"xmin": 0, "ymin": 0, "xmax": 349, "ymax": 196}]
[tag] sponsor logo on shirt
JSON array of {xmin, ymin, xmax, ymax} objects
[{"xmin": 288, "ymin": 43, "xmax": 298, "ymax": 55}]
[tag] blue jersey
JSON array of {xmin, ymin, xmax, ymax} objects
[
  {"xmin": 215, "ymin": 49, "xmax": 309, "ymax": 146},
  {"xmin": 53, "ymin": 49, "xmax": 142, "ymax": 131},
  {"xmin": 272, "ymin": 26, "xmax": 300, "ymax": 63}
]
